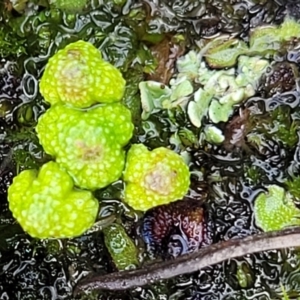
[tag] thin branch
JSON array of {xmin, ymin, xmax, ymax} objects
[{"xmin": 75, "ymin": 227, "xmax": 300, "ymax": 294}]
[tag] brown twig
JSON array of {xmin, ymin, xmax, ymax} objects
[{"xmin": 75, "ymin": 227, "xmax": 300, "ymax": 294}]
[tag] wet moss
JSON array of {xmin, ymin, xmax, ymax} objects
[{"xmin": 1, "ymin": 1, "xmax": 300, "ymax": 300}]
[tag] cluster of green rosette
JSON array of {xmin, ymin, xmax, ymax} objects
[
  {"xmin": 8, "ymin": 41, "xmax": 190, "ymax": 240},
  {"xmin": 9, "ymin": 18, "xmax": 300, "ymax": 241}
]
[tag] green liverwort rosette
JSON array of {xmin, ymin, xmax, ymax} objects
[
  {"xmin": 36, "ymin": 103, "xmax": 134, "ymax": 190},
  {"xmin": 8, "ymin": 161, "xmax": 99, "ymax": 239},
  {"xmin": 40, "ymin": 40, "xmax": 126, "ymax": 108},
  {"xmin": 254, "ymin": 184, "xmax": 300, "ymax": 232},
  {"xmin": 123, "ymin": 144, "xmax": 190, "ymax": 211}
]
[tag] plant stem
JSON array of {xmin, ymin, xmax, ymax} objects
[{"xmin": 75, "ymin": 227, "xmax": 300, "ymax": 294}]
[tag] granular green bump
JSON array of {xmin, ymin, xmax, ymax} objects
[
  {"xmin": 123, "ymin": 144, "xmax": 190, "ymax": 211},
  {"xmin": 8, "ymin": 161, "xmax": 99, "ymax": 239},
  {"xmin": 254, "ymin": 184, "xmax": 300, "ymax": 232},
  {"xmin": 36, "ymin": 103, "xmax": 134, "ymax": 190},
  {"xmin": 103, "ymin": 223, "xmax": 139, "ymax": 271},
  {"xmin": 40, "ymin": 40, "xmax": 126, "ymax": 108}
]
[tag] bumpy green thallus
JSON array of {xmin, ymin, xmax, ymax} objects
[
  {"xmin": 8, "ymin": 161, "xmax": 99, "ymax": 239},
  {"xmin": 123, "ymin": 144, "xmax": 190, "ymax": 211},
  {"xmin": 9, "ymin": 40, "xmax": 190, "ymax": 239},
  {"xmin": 8, "ymin": 41, "xmax": 132, "ymax": 238},
  {"xmin": 254, "ymin": 185, "xmax": 300, "ymax": 232},
  {"xmin": 36, "ymin": 103, "xmax": 134, "ymax": 190},
  {"xmin": 40, "ymin": 40, "xmax": 125, "ymax": 108}
]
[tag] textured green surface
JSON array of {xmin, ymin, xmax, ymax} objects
[
  {"xmin": 40, "ymin": 40, "xmax": 126, "ymax": 108},
  {"xmin": 36, "ymin": 103, "xmax": 134, "ymax": 190},
  {"xmin": 278, "ymin": 18, "xmax": 300, "ymax": 41},
  {"xmin": 8, "ymin": 161, "xmax": 99, "ymax": 239},
  {"xmin": 204, "ymin": 38, "xmax": 248, "ymax": 68},
  {"xmin": 254, "ymin": 185, "xmax": 300, "ymax": 232},
  {"xmin": 2, "ymin": 2, "xmax": 300, "ymax": 298},
  {"xmin": 249, "ymin": 25, "xmax": 280, "ymax": 55},
  {"xmin": 49, "ymin": 0, "xmax": 87, "ymax": 12},
  {"xmin": 103, "ymin": 223, "xmax": 139, "ymax": 271},
  {"xmin": 123, "ymin": 144, "xmax": 190, "ymax": 211}
]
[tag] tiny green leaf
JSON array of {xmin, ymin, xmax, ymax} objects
[
  {"xmin": 204, "ymin": 38, "xmax": 248, "ymax": 68},
  {"xmin": 139, "ymin": 81, "xmax": 172, "ymax": 119},
  {"xmin": 209, "ymin": 99, "xmax": 233, "ymax": 123},
  {"xmin": 204, "ymin": 125, "xmax": 225, "ymax": 144},
  {"xmin": 187, "ymin": 88, "xmax": 213, "ymax": 128}
]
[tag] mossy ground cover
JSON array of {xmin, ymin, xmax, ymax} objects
[{"xmin": 1, "ymin": 1, "xmax": 300, "ymax": 299}]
